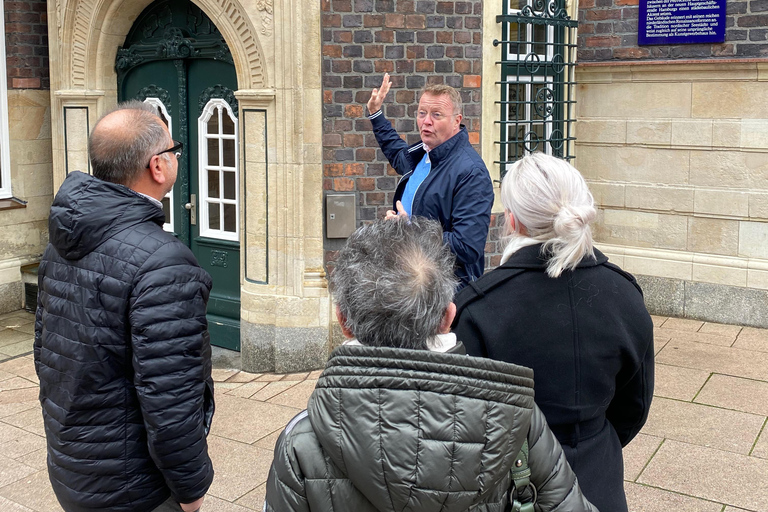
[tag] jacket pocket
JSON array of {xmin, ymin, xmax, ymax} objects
[{"xmin": 203, "ymin": 378, "xmax": 215, "ymax": 436}]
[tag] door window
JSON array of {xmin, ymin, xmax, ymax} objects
[
  {"xmin": 199, "ymin": 99, "xmax": 238, "ymax": 241},
  {"xmin": 143, "ymin": 97, "xmax": 175, "ymax": 232}
]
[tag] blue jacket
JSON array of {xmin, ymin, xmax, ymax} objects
[{"xmin": 370, "ymin": 112, "xmax": 494, "ymax": 287}]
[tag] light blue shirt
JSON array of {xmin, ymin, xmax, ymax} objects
[{"xmin": 400, "ymin": 152, "xmax": 430, "ymax": 216}]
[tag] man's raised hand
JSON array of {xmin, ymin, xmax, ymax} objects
[{"xmin": 367, "ymin": 73, "xmax": 392, "ymax": 115}]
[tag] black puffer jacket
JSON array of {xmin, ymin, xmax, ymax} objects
[
  {"xmin": 265, "ymin": 345, "xmax": 598, "ymax": 512},
  {"xmin": 34, "ymin": 171, "xmax": 215, "ymax": 512}
]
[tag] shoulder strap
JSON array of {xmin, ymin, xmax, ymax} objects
[
  {"xmin": 602, "ymin": 261, "xmax": 644, "ymax": 297},
  {"xmin": 454, "ymin": 268, "xmax": 527, "ymax": 316},
  {"xmin": 508, "ymin": 440, "xmax": 535, "ymax": 512}
]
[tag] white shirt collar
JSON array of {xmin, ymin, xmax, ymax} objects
[
  {"xmin": 136, "ymin": 191, "xmax": 163, "ymax": 209},
  {"xmin": 342, "ymin": 333, "xmax": 457, "ymax": 352}
]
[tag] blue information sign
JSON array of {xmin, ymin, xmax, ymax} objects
[{"xmin": 639, "ymin": 0, "xmax": 726, "ymax": 45}]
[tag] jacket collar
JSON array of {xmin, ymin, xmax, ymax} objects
[
  {"xmin": 500, "ymin": 243, "xmax": 609, "ymax": 270},
  {"xmin": 408, "ymin": 125, "xmax": 469, "ymax": 167}
]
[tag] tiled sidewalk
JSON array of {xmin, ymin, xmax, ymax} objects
[{"xmin": 1, "ymin": 309, "xmax": 767, "ymax": 511}]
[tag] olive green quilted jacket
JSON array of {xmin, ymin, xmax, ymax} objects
[{"xmin": 265, "ymin": 345, "xmax": 598, "ymax": 512}]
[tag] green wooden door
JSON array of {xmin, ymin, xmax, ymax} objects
[{"xmin": 117, "ymin": 0, "xmax": 241, "ymax": 350}]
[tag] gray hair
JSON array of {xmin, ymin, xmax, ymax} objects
[
  {"xmin": 329, "ymin": 217, "xmax": 458, "ymax": 350},
  {"xmin": 501, "ymin": 152, "xmax": 597, "ymax": 278},
  {"xmin": 89, "ymin": 100, "xmax": 170, "ymax": 185}
]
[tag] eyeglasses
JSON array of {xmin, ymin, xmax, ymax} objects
[
  {"xmin": 147, "ymin": 140, "xmax": 183, "ymax": 168},
  {"xmin": 416, "ymin": 111, "xmax": 456, "ymax": 121}
]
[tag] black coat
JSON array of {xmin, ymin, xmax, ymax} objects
[
  {"xmin": 265, "ymin": 345, "xmax": 598, "ymax": 512},
  {"xmin": 34, "ymin": 172, "xmax": 215, "ymax": 512},
  {"xmin": 453, "ymin": 244, "xmax": 654, "ymax": 512}
]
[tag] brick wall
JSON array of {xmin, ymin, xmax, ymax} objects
[
  {"xmin": 321, "ymin": 0, "xmax": 485, "ymax": 268},
  {"xmin": 578, "ymin": 0, "xmax": 767, "ymax": 60},
  {"xmin": 4, "ymin": 0, "xmax": 49, "ymax": 89}
]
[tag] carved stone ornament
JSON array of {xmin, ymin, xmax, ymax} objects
[
  {"xmin": 255, "ymin": 0, "xmax": 274, "ymax": 36},
  {"xmin": 199, "ymin": 85, "xmax": 239, "ymax": 118}
]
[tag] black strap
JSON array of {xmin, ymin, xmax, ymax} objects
[{"xmin": 602, "ymin": 261, "xmax": 644, "ymax": 296}]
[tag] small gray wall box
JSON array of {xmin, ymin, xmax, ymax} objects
[{"xmin": 326, "ymin": 194, "xmax": 356, "ymax": 239}]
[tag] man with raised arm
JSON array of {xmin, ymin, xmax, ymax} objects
[{"xmin": 366, "ymin": 73, "xmax": 494, "ymax": 289}]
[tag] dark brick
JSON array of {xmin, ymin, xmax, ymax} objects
[
  {"xmin": 727, "ymin": 29, "xmax": 748, "ymax": 41},
  {"xmin": 332, "ymin": 0, "xmax": 352, "ymax": 10},
  {"xmin": 354, "ymin": 60, "xmax": 374, "ymax": 72},
  {"xmin": 396, "ymin": 30, "xmax": 415, "ymax": 42},
  {"xmin": 445, "ymin": 75, "xmax": 462, "ymax": 88},
  {"xmin": 354, "ymin": 30, "xmax": 373, "ymax": 43},
  {"xmin": 446, "ymin": 16, "xmax": 463, "ymax": 28},
  {"xmin": 377, "ymin": 177, "xmax": 397, "ymax": 190},
  {"xmin": 455, "ymin": 1, "xmax": 471, "ymax": 13},
  {"xmin": 364, "ymin": 74, "xmax": 385, "ymax": 87},
  {"xmin": 359, "ymin": 207, "xmax": 376, "ymax": 220},
  {"xmin": 343, "ymin": 75, "xmax": 364, "ymax": 88},
  {"xmin": 406, "ymin": 75, "xmax": 426, "ymax": 88},
  {"xmin": 416, "ymin": 1, "xmax": 436, "ymax": 13},
  {"xmin": 335, "ymin": 149, "xmax": 355, "ymax": 161},
  {"xmin": 426, "ymin": 45, "xmax": 445, "ymax": 58},
  {"xmin": 342, "ymin": 45, "xmax": 363, "ymax": 57},
  {"xmin": 324, "ymin": 75, "xmax": 342, "ymax": 87},
  {"xmin": 342, "ymin": 14, "xmax": 363, "ymax": 26},
  {"xmin": 738, "ymin": 14, "xmax": 768, "ymax": 27},
  {"xmin": 434, "ymin": 59, "xmax": 452, "ymax": 72},
  {"xmin": 375, "ymin": 0, "xmax": 395, "ymax": 11},
  {"xmin": 356, "ymin": 148, "xmax": 377, "ymax": 161},
  {"xmin": 332, "ymin": 60, "xmax": 352, "ymax": 73},
  {"xmin": 324, "ymin": 104, "xmax": 343, "ymax": 117},
  {"xmin": 752, "ymin": 0, "xmax": 768, "ymax": 12},
  {"xmin": 395, "ymin": 119, "xmax": 415, "ymax": 132},
  {"xmin": 474, "ymin": 1, "xmax": 482, "ymax": 14},
  {"xmin": 596, "ymin": 22, "xmax": 612, "ymax": 33},
  {"xmin": 416, "ymin": 30, "xmax": 434, "ymax": 43},
  {"xmin": 426, "ymin": 75, "xmax": 444, "ymax": 85},
  {"xmin": 594, "ymin": 48, "xmax": 613, "ymax": 59},
  {"xmin": 354, "ymin": 0, "xmax": 375, "ymax": 11},
  {"xmin": 384, "ymin": 45, "xmax": 404, "ymax": 58},
  {"xmin": 465, "ymin": 16, "xmax": 481, "ymax": 29},
  {"xmin": 735, "ymin": 43, "xmax": 768, "ymax": 55},
  {"xmin": 454, "ymin": 31, "xmax": 472, "ymax": 43},
  {"xmin": 322, "ymin": 29, "xmax": 333, "ymax": 41},
  {"xmin": 728, "ymin": 1, "xmax": 748, "ymax": 13},
  {"xmin": 334, "ymin": 90, "xmax": 354, "ymax": 103},
  {"xmin": 750, "ymin": 28, "xmax": 768, "ymax": 41},
  {"xmin": 396, "ymin": 60, "xmax": 414, "ymax": 73},
  {"xmin": 465, "ymin": 45, "xmax": 482, "ymax": 58},
  {"xmin": 446, "ymin": 45, "xmax": 463, "ymax": 58},
  {"xmin": 426, "ymin": 16, "xmax": 445, "ymax": 27},
  {"xmin": 335, "ymin": 119, "xmax": 354, "ymax": 131},
  {"xmin": 386, "ymin": 104, "xmax": 406, "ymax": 117}
]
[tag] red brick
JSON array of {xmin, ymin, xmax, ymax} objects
[
  {"xmin": 473, "ymin": 32, "xmax": 482, "ymax": 44},
  {"xmin": 375, "ymin": 60, "xmax": 395, "ymax": 73},
  {"xmin": 613, "ymin": 47, "xmax": 650, "ymax": 59},
  {"xmin": 615, "ymin": 0, "xmax": 638, "ymax": 5},
  {"xmin": 357, "ymin": 177, "xmax": 376, "ymax": 191},
  {"xmin": 376, "ymin": 30, "xmax": 394, "ymax": 43},
  {"xmin": 579, "ymin": 0, "xmax": 595, "ymax": 7},
  {"xmin": 364, "ymin": 45, "xmax": 384, "ymax": 58},
  {"xmin": 332, "ymin": 60, "xmax": 352, "ymax": 73},
  {"xmin": 356, "ymin": 148, "xmax": 376, "ymax": 161},
  {"xmin": 323, "ymin": 44, "xmax": 342, "ymax": 57},
  {"xmin": 322, "ymin": 13, "xmax": 341, "ymax": 27},
  {"xmin": 387, "ymin": 165, "xmax": 399, "ymax": 176},
  {"xmin": 406, "ymin": 46, "xmax": 425, "ymax": 59},
  {"xmin": 324, "ymin": 164, "xmax": 344, "ymax": 177},
  {"xmin": 345, "ymin": 163, "xmax": 365, "ymax": 176},
  {"xmin": 436, "ymin": 31, "xmax": 452, "ymax": 44},
  {"xmin": 343, "ymin": 134, "xmax": 364, "ymax": 147},
  {"xmin": 398, "ymin": 0, "xmax": 415, "ymax": 12},
  {"xmin": 416, "ymin": 60, "xmax": 434, "ymax": 72},
  {"xmin": 384, "ymin": 13, "xmax": 405, "ymax": 28},
  {"xmin": 463, "ymin": 75, "xmax": 481, "ymax": 88},
  {"xmin": 335, "ymin": 31, "xmax": 353, "ymax": 43},
  {"xmin": 468, "ymin": 131, "xmax": 480, "ymax": 145},
  {"xmin": 344, "ymin": 104, "xmax": 364, "ymax": 118},
  {"xmin": 436, "ymin": 1, "xmax": 454, "ymax": 13},
  {"xmin": 366, "ymin": 192, "xmax": 386, "ymax": 205},
  {"xmin": 405, "ymin": 14, "xmax": 426, "ymax": 29},
  {"xmin": 395, "ymin": 90, "xmax": 415, "ymax": 103},
  {"xmin": 454, "ymin": 31, "xmax": 472, "ymax": 44},
  {"xmin": 323, "ymin": 90, "xmax": 333, "ymax": 104},
  {"xmin": 323, "ymin": 179, "xmax": 334, "ymax": 191},
  {"xmin": 585, "ymin": 35, "xmax": 622, "ymax": 47},
  {"xmin": 321, "ymin": 0, "xmax": 331, "ymax": 11},
  {"xmin": 454, "ymin": 60, "xmax": 471, "ymax": 73},
  {"xmin": 10, "ymin": 77, "xmax": 40, "ymax": 89},
  {"xmin": 579, "ymin": 23, "xmax": 595, "ymax": 34},
  {"xmin": 364, "ymin": 14, "xmax": 384, "ymax": 27},
  {"xmin": 332, "ymin": 0, "xmax": 352, "ymax": 11},
  {"xmin": 585, "ymin": 9, "xmax": 621, "ymax": 20},
  {"xmin": 335, "ymin": 178, "xmax": 355, "ymax": 191}
]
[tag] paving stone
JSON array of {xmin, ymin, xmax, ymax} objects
[
  {"xmin": 623, "ymin": 433, "xmax": 663, "ymax": 482},
  {"xmin": 0, "ymin": 359, "xmax": 37, "ymax": 383},
  {"xmin": 0, "ymin": 432, "xmax": 45, "ymax": 461},
  {"xmin": 282, "ymin": 372, "xmax": 310, "ymax": 381},
  {"xmin": 624, "ymin": 481, "xmax": 724, "ymax": 512},
  {"xmin": 210, "ymin": 394, "xmax": 300, "ymax": 444},
  {"xmin": 308, "ymin": 370, "xmax": 323, "ymax": 379},
  {"xmin": 650, "ymin": 315, "xmax": 668, "ymax": 327},
  {"xmin": 654, "ymin": 364, "xmax": 710, "ymax": 401},
  {"xmin": 0, "ymin": 454, "xmax": 38, "ymax": 488},
  {"xmin": 0, "ymin": 495, "xmax": 35, "ymax": 511},
  {"xmin": 699, "ymin": 322, "xmax": 743, "ymax": 338},
  {"xmin": 206, "ymin": 435, "xmax": 274, "ymax": 502},
  {"xmin": 661, "ymin": 317, "xmax": 704, "ymax": 331},
  {"xmin": 11, "ymin": 324, "xmax": 35, "ymax": 336},
  {"xmin": 215, "ymin": 382, "xmax": 244, "ymax": 391},
  {"xmin": 267, "ymin": 380, "xmax": 317, "ymax": 409},
  {"xmin": 253, "ymin": 429, "xmax": 282, "ymax": 451},
  {"xmin": 0, "ymin": 401, "xmax": 38, "ymax": 420},
  {"xmin": 1, "ymin": 341, "xmax": 33, "ymax": 358},
  {"xmin": 254, "ymin": 373, "xmax": 285, "ymax": 382},
  {"xmin": 224, "ymin": 382, "xmax": 268, "ymax": 399},
  {"xmin": 0, "ymin": 378, "xmax": 37, "ymax": 393},
  {"xmin": 751, "ymin": 426, "xmax": 768, "ymax": 459},
  {"xmin": 251, "ymin": 381, "xmax": 301, "ymax": 402},
  {"xmin": 639, "ymin": 440, "xmax": 768, "ymax": 511},
  {"xmin": 733, "ymin": 327, "xmax": 768, "ymax": 353},
  {"xmin": 212, "ymin": 369, "xmax": 239, "ymax": 382},
  {"xmin": 226, "ymin": 372, "xmax": 262, "ymax": 383},
  {"xmin": 235, "ymin": 482, "xmax": 266, "ymax": 511},
  {"xmin": 656, "ymin": 339, "xmax": 768, "ymax": 382},
  {"xmin": 0, "ymin": 312, "xmax": 34, "ymax": 329},
  {"xmin": 695, "ymin": 374, "xmax": 768, "ymax": 416},
  {"xmin": 641, "ymin": 397, "xmax": 765, "ymax": 455},
  {"xmin": 654, "ymin": 337, "xmax": 670, "ymax": 355},
  {"xmin": 0, "ymin": 469, "xmax": 64, "ymax": 512},
  {"xmin": 655, "ymin": 327, "xmax": 735, "ymax": 347},
  {"xmin": 198, "ymin": 494, "xmax": 256, "ymax": 511},
  {"xmin": 1, "ymin": 408, "xmax": 44, "ymax": 437},
  {"xmin": 15, "ymin": 448, "xmax": 46, "ymax": 471},
  {"xmin": 0, "ymin": 331, "xmax": 32, "ymax": 348},
  {"xmin": 723, "ymin": 508, "xmax": 754, "ymax": 512}
]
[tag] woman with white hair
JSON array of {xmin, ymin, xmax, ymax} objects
[{"xmin": 453, "ymin": 152, "xmax": 654, "ymax": 512}]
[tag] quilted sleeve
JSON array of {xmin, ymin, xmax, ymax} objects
[
  {"xmin": 527, "ymin": 406, "xmax": 599, "ymax": 512},
  {"xmin": 129, "ymin": 241, "xmax": 214, "ymax": 504},
  {"xmin": 264, "ymin": 423, "xmax": 311, "ymax": 512}
]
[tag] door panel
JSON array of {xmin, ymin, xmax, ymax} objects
[{"xmin": 118, "ymin": 0, "xmax": 240, "ymax": 351}]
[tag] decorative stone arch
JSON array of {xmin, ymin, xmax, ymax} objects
[{"xmin": 57, "ymin": 0, "xmax": 267, "ymax": 93}]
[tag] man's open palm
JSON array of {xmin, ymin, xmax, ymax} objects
[{"xmin": 367, "ymin": 73, "xmax": 392, "ymax": 115}]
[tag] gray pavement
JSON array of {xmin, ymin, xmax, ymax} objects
[{"xmin": 1, "ymin": 309, "xmax": 767, "ymax": 511}]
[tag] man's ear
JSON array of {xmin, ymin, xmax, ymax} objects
[
  {"xmin": 439, "ymin": 302, "xmax": 457, "ymax": 334},
  {"xmin": 147, "ymin": 154, "xmax": 169, "ymax": 187},
  {"xmin": 335, "ymin": 305, "xmax": 355, "ymax": 339}
]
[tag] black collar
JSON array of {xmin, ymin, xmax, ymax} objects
[{"xmin": 499, "ymin": 243, "xmax": 609, "ymax": 270}]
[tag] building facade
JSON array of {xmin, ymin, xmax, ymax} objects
[{"xmin": 2, "ymin": 0, "xmax": 767, "ymax": 371}]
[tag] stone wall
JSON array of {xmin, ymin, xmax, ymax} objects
[
  {"xmin": 4, "ymin": 0, "xmax": 49, "ymax": 89},
  {"xmin": 577, "ymin": 0, "xmax": 768, "ymax": 60},
  {"xmin": 321, "ymin": 0, "xmax": 486, "ymax": 268},
  {"xmin": 576, "ymin": 61, "xmax": 768, "ymax": 327}
]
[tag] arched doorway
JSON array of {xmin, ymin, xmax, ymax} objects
[{"xmin": 116, "ymin": 0, "xmax": 241, "ymax": 350}]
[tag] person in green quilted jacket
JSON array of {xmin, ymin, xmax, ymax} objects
[{"xmin": 264, "ymin": 217, "xmax": 599, "ymax": 512}]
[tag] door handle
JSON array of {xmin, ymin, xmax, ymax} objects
[{"xmin": 185, "ymin": 193, "xmax": 197, "ymax": 225}]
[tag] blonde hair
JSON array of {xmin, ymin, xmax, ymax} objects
[
  {"xmin": 422, "ymin": 84, "xmax": 462, "ymax": 116},
  {"xmin": 501, "ymin": 152, "xmax": 596, "ymax": 278}
]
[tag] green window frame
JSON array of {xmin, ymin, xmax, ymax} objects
[{"xmin": 495, "ymin": 0, "xmax": 578, "ymax": 177}]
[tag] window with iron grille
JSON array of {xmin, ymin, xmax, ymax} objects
[{"xmin": 495, "ymin": 0, "xmax": 578, "ymax": 178}]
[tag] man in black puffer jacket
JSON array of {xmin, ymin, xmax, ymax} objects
[
  {"xmin": 34, "ymin": 101, "xmax": 214, "ymax": 512},
  {"xmin": 265, "ymin": 218, "xmax": 598, "ymax": 512}
]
